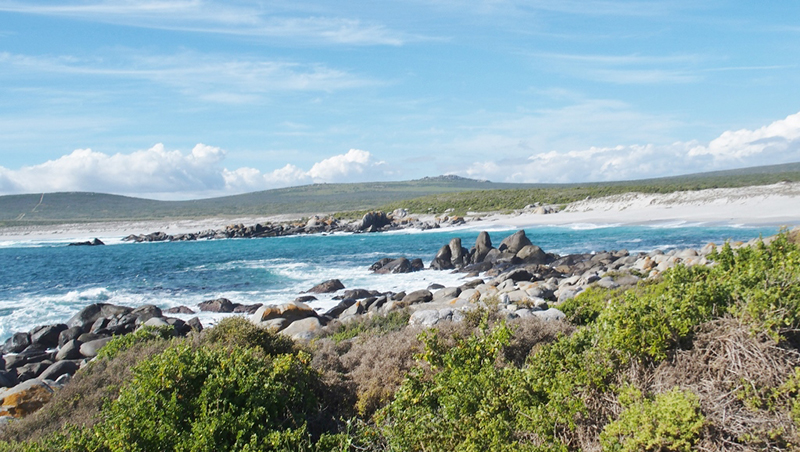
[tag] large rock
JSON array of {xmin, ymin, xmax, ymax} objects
[
  {"xmin": 516, "ymin": 245, "xmax": 548, "ymax": 264},
  {"xmin": 252, "ymin": 301, "xmax": 317, "ymax": 325},
  {"xmin": 2, "ymin": 332, "xmax": 31, "ymax": 354},
  {"xmin": 164, "ymin": 305, "xmax": 195, "ymax": 314},
  {"xmin": 38, "ymin": 360, "xmax": 80, "ymax": 382},
  {"xmin": 0, "ymin": 370, "xmax": 17, "ymax": 389},
  {"xmin": 323, "ymin": 299, "xmax": 357, "ymax": 318},
  {"xmin": 29, "ymin": 324, "xmax": 68, "ymax": 349},
  {"xmin": 58, "ymin": 327, "xmax": 83, "ymax": 347},
  {"xmin": 430, "ymin": 245, "xmax": 454, "ymax": 270},
  {"xmin": 66, "ymin": 303, "xmax": 133, "ymax": 332},
  {"xmin": 79, "ymin": 337, "xmax": 113, "ymax": 359},
  {"xmin": 130, "ymin": 305, "xmax": 163, "ymax": 325},
  {"xmin": 471, "ymin": 231, "xmax": 494, "ymax": 264},
  {"xmin": 279, "ymin": 318, "xmax": 323, "ymax": 342},
  {"xmin": 198, "ymin": 298, "xmax": 235, "ymax": 313},
  {"xmin": 449, "ymin": 238, "xmax": 468, "ymax": 268},
  {"xmin": 374, "ymin": 257, "xmax": 417, "ymax": 274},
  {"xmin": 402, "ymin": 290, "xmax": 433, "ymax": 305},
  {"xmin": 532, "ymin": 308, "xmax": 566, "ymax": 322},
  {"xmin": 358, "ymin": 211, "xmax": 391, "ymax": 232},
  {"xmin": 498, "ymin": 230, "xmax": 533, "ymax": 255},
  {"xmin": 0, "ymin": 379, "xmax": 55, "ymax": 417},
  {"xmin": 306, "ymin": 279, "xmax": 345, "ymax": 294}
]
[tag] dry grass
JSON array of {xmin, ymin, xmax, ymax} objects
[{"xmin": 0, "ymin": 340, "xmax": 173, "ymax": 443}]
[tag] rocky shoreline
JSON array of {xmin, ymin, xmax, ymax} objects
[
  {"xmin": 119, "ymin": 209, "xmax": 466, "ymax": 243},
  {"xmin": 0, "ymin": 227, "xmax": 758, "ymax": 423}
]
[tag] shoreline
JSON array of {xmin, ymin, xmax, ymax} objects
[{"xmin": 2, "ymin": 182, "xmax": 800, "ymax": 244}]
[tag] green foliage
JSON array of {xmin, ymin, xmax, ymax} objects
[
  {"xmin": 560, "ymin": 286, "xmax": 616, "ymax": 326},
  {"xmin": 324, "ymin": 310, "xmax": 411, "ymax": 343},
  {"xmin": 96, "ymin": 325, "xmax": 175, "ymax": 360},
  {"xmin": 378, "ymin": 322, "xmax": 528, "ymax": 451},
  {"xmin": 200, "ymin": 316, "xmax": 296, "ymax": 356},
  {"xmin": 600, "ymin": 387, "xmax": 705, "ymax": 452}
]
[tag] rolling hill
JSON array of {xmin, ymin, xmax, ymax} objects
[{"xmin": 1, "ymin": 162, "xmax": 800, "ymax": 226}]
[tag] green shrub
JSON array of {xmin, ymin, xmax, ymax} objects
[
  {"xmin": 560, "ymin": 286, "xmax": 616, "ymax": 326},
  {"xmin": 96, "ymin": 325, "xmax": 175, "ymax": 360},
  {"xmin": 600, "ymin": 387, "xmax": 705, "ymax": 452},
  {"xmin": 378, "ymin": 322, "xmax": 528, "ymax": 451},
  {"xmin": 199, "ymin": 316, "xmax": 296, "ymax": 355},
  {"xmin": 324, "ymin": 310, "xmax": 411, "ymax": 343}
]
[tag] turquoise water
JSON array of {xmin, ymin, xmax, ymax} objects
[{"xmin": 0, "ymin": 224, "xmax": 779, "ymax": 341}]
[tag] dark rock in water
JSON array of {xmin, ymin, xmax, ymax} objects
[
  {"xmin": 56, "ymin": 340, "xmax": 83, "ymax": 361},
  {"xmin": 198, "ymin": 298, "xmax": 235, "ymax": 313},
  {"xmin": 294, "ymin": 295, "xmax": 318, "ymax": 303},
  {"xmin": 164, "ymin": 305, "xmax": 195, "ymax": 315},
  {"xmin": 233, "ymin": 303, "xmax": 262, "ymax": 314},
  {"xmin": 67, "ymin": 238, "xmax": 105, "ymax": 247},
  {"xmin": 402, "ymin": 290, "xmax": 433, "ymax": 305},
  {"xmin": 186, "ymin": 317, "xmax": 203, "ymax": 332},
  {"xmin": 0, "ymin": 369, "xmax": 17, "ymax": 388},
  {"xmin": 430, "ymin": 245, "xmax": 454, "ymax": 270},
  {"xmin": 358, "ymin": 211, "xmax": 391, "ymax": 232},
  {"xmin": 30, "ymin": 324, "xmax": 68, "ymax": 349},
  {"xmin": 66, "ymin": 303, "xmax": 133, "ymax": 333},
  {"xmin": 427, "ymin": 283, "xmax": 445, "ymax": 291},
  {"xmin": 369, "ymin": 258, "xmax": 393, "ymax": 272},
  {"xmin": 449, "ymin": 238, "xmax": 469, "ymax": 268},
  {"xmin": 374, "ymin": 257, "xmax": 414, "ymax": 274},
  {"xmin": 306, "ymin": 279, "xmax": 345, "ymax": 293},
  {"xmin": 410, "ymin": 258, "xmax": 425, "ymax": 272},
  {"xmin": 498, "ymin": 230, "xmax": 533, "ymax": 255},
  {"xmin": 39, "ymin": 360, "xmax": 79, "ymax": 382},
  {"xmin": 2, "ymin": 332, "xmax": 31, "ymax": 354},
  {"xmin": 471, "ymin": 231, "xmax": 494, "ymax": 264},
  {"xmin": 341, "ymin": 289, "xmax": 376, "ymax": 300}
]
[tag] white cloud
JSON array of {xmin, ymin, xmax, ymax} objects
[
  {"xmin": 0, "ymin": 145, "xmax": 388, "ymax": 198},
  {"xmin": 307, "ymin": 148, "xmax": 384, "ymax": 180},
  {"xmin": 460, "ymin": 111, "xmax": 800, "ymax": 183}
]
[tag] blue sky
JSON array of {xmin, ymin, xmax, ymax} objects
[{"xmin": 1, "ymin": 1, "xmax": 799, "ymax": 199}]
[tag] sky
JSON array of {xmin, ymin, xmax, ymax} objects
[{"xmin": 0, "ymin": 1, "xmax": 799, "ymax": 199}]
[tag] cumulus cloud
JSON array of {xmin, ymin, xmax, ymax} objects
[
  {"xmin": 0, "ymin": 145, "xmax": 387, "ymax": 198},
  {"xmin": 461, "ymin": 111, "xmax": 800, "ymax": 183}
]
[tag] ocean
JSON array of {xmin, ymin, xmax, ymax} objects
[{"xmin": 0, "ymin": 223, "xmax": 780, "ymax": 341}]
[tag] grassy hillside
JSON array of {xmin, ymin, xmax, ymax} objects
[{"xmin": 1, "ymin": 163, "xmax": 799, "ymax": 226}]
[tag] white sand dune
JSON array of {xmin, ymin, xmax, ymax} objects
[{"xmin": 2, "ymin": 182, "xmax": 799, "ymax": 243}]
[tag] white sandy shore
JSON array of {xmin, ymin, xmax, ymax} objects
[{"xmin": 2, "ymin": 182, "xmax": 799, "ymax": 243}]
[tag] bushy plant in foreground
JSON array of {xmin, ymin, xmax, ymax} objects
[
  {"xmin": 96, "ymin": 324, "xmax": 175, "ymax": 360},
  {"xmin": 378, "ymin": 321, "xmax": 526, "ymax": 451},
  {"xmin": 600, "ymin": 387, "xmax": 705, "ymax": 452}
]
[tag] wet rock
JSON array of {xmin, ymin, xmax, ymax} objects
[
  {"xmin": 164, "ymin": 306, "xmax": 195, "ymax": 314},
  {"xmin": 67, "ymin": 238, "xmax": 105, "ymax": 246},
  {"xmin": 2, "ymin": 333, "xmax": 31, "ymax": 355},
  {"xmin": 374, "ymin": 257, "xmax": 418, "ymax": 274},
  {"xmin": 306, "ymin": 279, "xmax": 345, "ymax": 294},
  {"xmin": 232, "ymin": 303, "xmax": 263, "ymax": 315},
  {"xmin": 369, "ymin": 258, "xmax": 393, "ymax": 272},
  {"xmin": 294, "ymin": 295, "xmax": 318, "ymax": 303},
  {"xmin": 430, "ymin": 245, "xmax": 454, "ymax": 270},
  {"xmin": 198, "ymin": 298, "xmax": 235, "ymax": 313}
]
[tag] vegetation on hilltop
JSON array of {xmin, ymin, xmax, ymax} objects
[
  {"xmin": 2, "ymin": 232, "xmax": 800, "ymax": 450},
  {"xmin": 1, "ymin": 163, "xmax": 799, "ymax": 226}
]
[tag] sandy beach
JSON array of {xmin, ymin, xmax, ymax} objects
[{"xmin": 2, "ymin": 182, "xmax": 799, "ymax": 243}]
